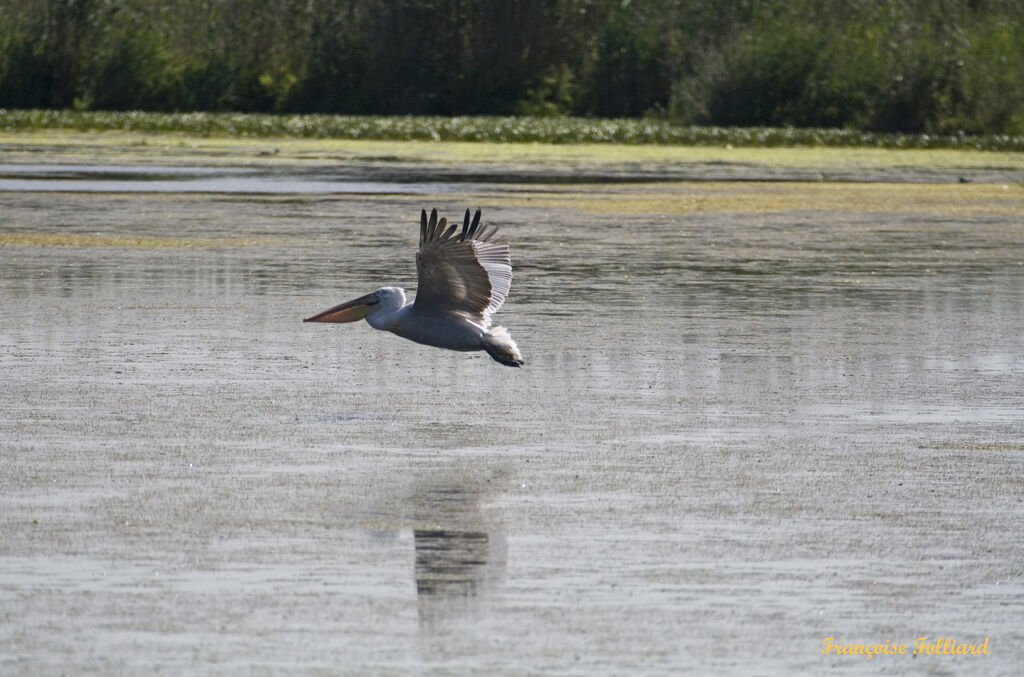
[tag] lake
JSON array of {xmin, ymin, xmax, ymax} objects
[{"xmin": 2, "ymin": 140, "xmax": 1023, "ymax": 675}]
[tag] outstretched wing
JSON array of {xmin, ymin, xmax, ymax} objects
[{"xmin": 413, "ymin": 208, "xmax": 512, "ymax": 324}]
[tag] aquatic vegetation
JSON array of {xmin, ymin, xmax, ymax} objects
[
  {"xmin": 491, "ymin": 182, "xmax": 1024, "ymax": 216},
  {"xmin": 0, "ymin": 232, "xmax": 272, "ymax": 248},
  {"xmin": 3, "ymin": 110, "xmax": 1024, "ymax": 151}
]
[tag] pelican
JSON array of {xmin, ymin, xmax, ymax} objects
[{"xmin": 304, "ymin": 208, "xmax": 524, "ymax": 367}]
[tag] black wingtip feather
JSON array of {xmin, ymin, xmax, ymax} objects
[
  {"xmin": 423, "ymin": 207, "xmax": 495, "ymax": 244},
  {"xmin": 465, "ymin": 208, "xmax": 482, "ymax": 239}
]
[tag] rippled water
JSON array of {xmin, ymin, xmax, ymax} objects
[{"xmin": 1, "ymin": 157, "xmax": 1023, "ymax": 675}]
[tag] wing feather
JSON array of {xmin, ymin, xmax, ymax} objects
[
  {"xmin": 464, "ymin": 208, "xmax": 482, "ymax": 240},
  {"xmin": 414, "ymin": 208, "xmax": 512, "ymax": 323}
]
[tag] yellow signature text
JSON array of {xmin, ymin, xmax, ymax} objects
[{"xmin": 821, "ymin": 636, "xmax": 989, "ymax": 659}]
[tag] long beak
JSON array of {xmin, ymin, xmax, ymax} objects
[{"xmin": 303, "ymin": 292, "xmax": 379, "ymax": 323}]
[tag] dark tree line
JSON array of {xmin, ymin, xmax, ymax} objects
[{"xmin": 2, "ymin": 0, "xmax": 1022, "ymax": 134}]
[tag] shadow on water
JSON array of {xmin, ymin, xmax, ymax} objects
[
  {"xmin": 3, "ymin": 159, "xmax": 1021, "ymax": 192},
  {"xmin": 0, "ymin": 163, "xmax": 460, "ymax": 194}
]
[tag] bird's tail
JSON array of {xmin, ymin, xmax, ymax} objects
[{"xmin": 482, "ymin": 326, "xmax": 524, "ymax": 367}]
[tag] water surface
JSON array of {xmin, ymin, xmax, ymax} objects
[{"xmin": 1, "ymin": 156, "xmax": 1023, "ymax": 675}]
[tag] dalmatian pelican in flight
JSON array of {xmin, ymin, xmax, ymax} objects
[{"xmin": 304, "ymin": 208, "xmax": 523, "ymax": 367}]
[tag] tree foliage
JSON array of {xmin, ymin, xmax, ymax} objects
[{"xmin": 1, "ymin": 0, "xmax": 1022, "ymax": 134}]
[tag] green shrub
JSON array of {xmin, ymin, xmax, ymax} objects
[
  {"xmin": 1, "ymin": 0, "xmax": 1022, "ymax": 135},
  {"xmin": 87, "ymin": 28, "xmax": 176, "ymax": 111}
]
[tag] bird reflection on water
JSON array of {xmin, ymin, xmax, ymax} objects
[
  {"xmin": 411, "ymin": 482, "xmax": 505, "ymax": 628},
  {"xmin": 415, "ymin": 528, "xmax": 491, "ymax": 597}
]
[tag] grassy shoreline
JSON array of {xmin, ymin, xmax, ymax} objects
[
  {"xmin": 4, "ymin": 129, "xmax": 1024, "ymax": 178},
  {"xmin": 4, "ymin": 110, "xmax": 1024, "ymax": 152}
]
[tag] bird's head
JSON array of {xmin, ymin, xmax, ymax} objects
[
  {"xmin": 303, "ymin": 286, "xmax": 406, "ymax": 323},
  {"xmin": 373, "ymin": 286, "xmax": 407, "ymax": 310}
]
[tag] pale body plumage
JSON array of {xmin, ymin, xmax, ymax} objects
[
  {"xmin": 304, "ymin": 208, "xmax": 524, "ymax": 367},
  {"xmin": 363, "ymin": 287, "xmax": 485, "ymax": 350}
]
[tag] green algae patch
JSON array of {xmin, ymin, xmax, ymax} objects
[
  {"xmin": 926, "ymin": 442, "xmax": 1024, "ymax": 452},
  {"xmin": 0, "ymin": 232, "xmax": 274, "ymax": 248},
  {"xmin": 491, "ymin": 181, "xmax": 1024, "ymax": 216}
]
